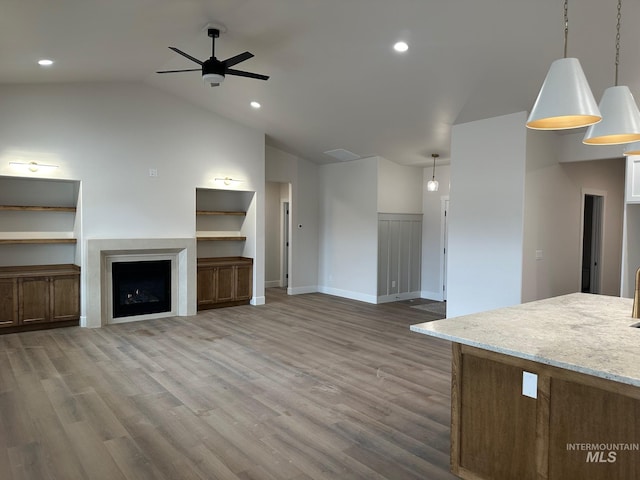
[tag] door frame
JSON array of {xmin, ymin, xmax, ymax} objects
[
  {"xmin": 440, "ymin": 196, "xmax": 449, "ymax": 301},
  {"xmin": 281, "ymin": 200, "xmax": 290, "ymax": 288},
  {"xmin": 579, "ymin": 188, "xmax": 606, "ymax": 294}
]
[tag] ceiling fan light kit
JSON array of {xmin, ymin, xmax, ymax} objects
[
  {"xmin": 526, "ymin": 0, "xmax": 601, "ymax": 130},
  {"xmin": 156, "ymin": 28, "xmax": 269, "ymax": 87}
]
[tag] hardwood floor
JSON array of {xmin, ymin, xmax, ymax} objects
[{"xmin": 0, "ymin": 289, "xmax": 456, "ymax": 480}]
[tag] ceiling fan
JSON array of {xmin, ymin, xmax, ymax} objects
[{"xmin": 157, "ymin": 28, "xmax": 269, "ymax": 86}]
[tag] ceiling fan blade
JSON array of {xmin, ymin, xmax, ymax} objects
[
  {"xmin": 168, "ymin": 47, "xmax": 203, "ymax": 65},
  {"xmin": 156, "ymin": 68, "xmax": 201, "ymax": 74},
  {"xmin": 223, "ymin": 52, "xmax": 254, "ymax": 67},
  {"xmin": 226, "ymin": 69, "xmax": 269, "ymax": 81}
]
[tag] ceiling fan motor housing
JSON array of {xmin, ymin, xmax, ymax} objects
[{"xmin": 202, "ymin": 58, "xmax": 225, "ymax": 83}]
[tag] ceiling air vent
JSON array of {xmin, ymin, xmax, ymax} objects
[{"xmin": 323, "ymin": 149, "xmax": 361, "ymax": 162}]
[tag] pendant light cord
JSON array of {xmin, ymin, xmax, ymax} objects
[
  {"xmin": 563, "ymin": 0, "xmax": 568, "ymax": 58},
  {"xmin": 615, "ymin": 0, "xmax": 621, "ymax": 86},
  {"xmin": 431, "ymin": 154, "xmax": 439, "ymax": 181}
]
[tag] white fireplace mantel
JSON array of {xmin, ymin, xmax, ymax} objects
[{"xmin": 83, "ymin": 238, "xmax": 197, "ymax": 328}]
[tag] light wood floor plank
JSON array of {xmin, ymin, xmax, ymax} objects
[{"xmin": 0, "ymin": 290, "xmax": 455, "ymax": 479}]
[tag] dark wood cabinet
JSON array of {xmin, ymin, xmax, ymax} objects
[
  {"xmin": 197, "ymin": 257, "xmax": 253, "ymax": 310},
  {"xmin": 0, "ymin": 264, "xmax": 80, "ymax": 333},
  {"xmin": 0, "ymin": 278, "xmax": 18, "ymax": 327},
  {"xmin": 452, "ymin": 344, "xmax": 640, "ymax": 480}
]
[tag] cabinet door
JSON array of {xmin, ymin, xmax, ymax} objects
[
  {"xmin": 197, "ymin": 267, "xmax": 216, "ymax": 306},
  {"xmin": 216, "ymin": 266, "xmax": 235, "ymax": 302},
  {"xmin": 50, "ymin": 275, "xmax": 80, "ymax": 322},
  {"xmin": 235, "ymin": 265, "xmax": 253, "ymax": 301},
  {"xmin": 19, "ymin": 277, "xmax": 50, "ymax": 324},
  {"xmin": 456, "ymin": 352, "xmax": 538, "ymax": 480},
  {"xmin": 0, "ymin": 279, "xmax": 18, "ymax": 327}
]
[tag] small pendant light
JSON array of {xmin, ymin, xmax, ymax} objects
[
  {"xmin": 583, "ymin": 0, "xmax": 640, "ymax": 145},
  {"xmin": 427, "ymin": 154, "xmax": 439, "ymax": 192},
  {"xmin": 527, "ymin": 0, "xmax": 601, "ymax": 130}
]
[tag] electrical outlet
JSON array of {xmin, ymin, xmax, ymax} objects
[
  {"xmin": 391, "ymin": 280, "xmax": 396, "ymax": 287},
  {"xmin": 149, "ymin": 168, "xmax": 158, "ymax": 177}
]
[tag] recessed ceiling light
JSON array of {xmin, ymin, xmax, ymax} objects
[
  {"xmin": 38, "ymin": 59, "xmax": 54, "ymax": 66},
  {"xmin": 393, "ymin": 41, "xmax": 409, "ymax": 53},
  {"xmin": 250, "ymin": 101, "xmax": 261, "ymax": 109}
]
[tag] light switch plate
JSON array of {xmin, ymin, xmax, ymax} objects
[{"xmin": 522, "ymin": 371, "xmax": 538, "ymax": 399}]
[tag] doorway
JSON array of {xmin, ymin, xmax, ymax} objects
[{"xmin": 581, "ymin": 193, "xmax": 604, "ymax": 294}]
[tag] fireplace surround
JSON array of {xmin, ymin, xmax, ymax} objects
[{"xmin": 84, "ymin": 238, "xmax": 197, "ymax": 327}]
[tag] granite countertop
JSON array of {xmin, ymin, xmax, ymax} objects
[{"xmin": 410, "ymin": 293, "xmax": 640, "ymax": 387}]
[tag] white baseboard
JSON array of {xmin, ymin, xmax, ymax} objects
[
  {"xmin": 251, "ymin": 296, "xmax": 266, "ymax": 306},
  {"xmin": 377, "ymin": 291, "xmax": 422, "ymax": 304},
  {"xmin": 421, "ymin": 290, "xmax": 444, "ymax": 301},
  {"xmin": 317, "ymin": 286, "xmax": 377, "ymax": 304},
  {"xmin": 287, "ymin": 285, "xmax": 318, "ymax": 295},
  {"xmin": 265, "ymin": 280, "xmax": 281, "ymax": 288}
]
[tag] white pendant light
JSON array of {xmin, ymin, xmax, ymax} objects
[
  {"xmin": 527, "ymin": 0, "xmax": 601, "ymax": 130},
  {"xmin": 427, "ymin": 154, "xmax": 439, "ymax": 192},
  {"xmin": 583, "ymin": 0, "xmax": 640, "ymax": 145},
  {"xmin": 624, "ymin": 141, "xmax": 640, "ymax": 156}
]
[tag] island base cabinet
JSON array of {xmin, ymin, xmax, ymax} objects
[
  {"xmin": 548, "ymin": 380, "xmax": 640, "ymax": 480},
  {"xmin": 197, "ymin": 257, "xmax": 253, "ymax": 310},
  {"xmin": 0, "ymin": 264, "xmax": 80, "ymax": 333},
  {"xmin": 455, "ymin": 353, "xmax": 538, "ymax": 480},
  {"xmin": 452, "ymin": 344, "xmax": 640, "ymax": 480}
]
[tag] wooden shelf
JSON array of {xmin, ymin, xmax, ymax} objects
[
  {"xmin": 0, "ymin": 205, "xmax": 76, "ymax": 212},
  {"xmin": 197, "ymin": 236, "xmax": 247, "ymax": 242},
  {"xmin": 196, "ymin": 211, "xmax": 246, "ymax": 216},
  {"xmin": 0, "ymin": 238, "xmax": 77, "ymax": 245}
]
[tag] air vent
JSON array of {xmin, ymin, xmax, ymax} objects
[{"xmin": 323, "ymin": 149, "xmax": 361, "ymax": 162}]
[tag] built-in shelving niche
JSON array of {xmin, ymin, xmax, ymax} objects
[
  {"xmin": 195, "ymin": 188, "xmax": 255, "ymax": 258},
  {"xmin": 0, "ymin": 176, "xmax": 81, "ymax": 267}
]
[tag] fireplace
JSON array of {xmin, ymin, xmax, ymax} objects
[
  {"xmin": 85, "ymin": 238, "xmax": 197, "ymax": 327},
  {"xmin": 112, "ymin": 260, "xmax": 171, "ymax": 318}
]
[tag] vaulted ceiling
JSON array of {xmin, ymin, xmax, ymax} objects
[{"xmin": 2, "ymin": 0, "xmax": 638, "ymax": 166}]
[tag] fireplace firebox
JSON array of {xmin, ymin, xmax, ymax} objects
[{"xmin": 112, "ymin": 260, "xmax": 171, "ymax": 318}]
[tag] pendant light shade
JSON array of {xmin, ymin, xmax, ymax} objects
[
  {"xmin": 526, "ymin": 58, "xmax": 601, "ymax": 130},
  {"xmin": 624, "ymin": 141, "xmax": 640, "ymax": 156},
  {"xmin": 583, "ymin": 0, "xmax": 640, "ymax": 146},
  {"xmin": 583, "ymin": 86, "xmax": 640, "ymax": 145}
]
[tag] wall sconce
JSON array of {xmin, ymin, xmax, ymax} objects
[
  {"xmin": 9, "ymin": 161, "xmax": 59, "ymax": 173},
  {"xmin": 427, "ymin": 154, "xmax": 439, "ymax": 192},
  {"xmin": 214, "ymin": 177, "xmax": 242, "ymax": 187}
]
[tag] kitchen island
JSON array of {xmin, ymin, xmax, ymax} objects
[{"xmin": 411, "ymin": 293, "xmax": 640, "ymax": 480}]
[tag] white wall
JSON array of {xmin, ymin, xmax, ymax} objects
[
  {"xmin": 421, "ymin": 164, "xmax": 451, "ymax": 300},
  {"xmin": 265, "ymin": 145, "xmax": 319, "ymax": 294},
  {"xmin": 0, "ymin": 82, "xmax": 266, "ymax": 321},
  {"xmin": 318, "ymin": 157, "xmax": 378, "ymax": 302},
  {"xmin": 448, "ymin": 112, "xmax": 527, "ymax": 317},
  {"xmin": 523, "ymin": 130, "xmax": 625, "ymax": 301},
  {"xmin": 377, "ymin": 157, "xmax": 423, "ymax": 213}
]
